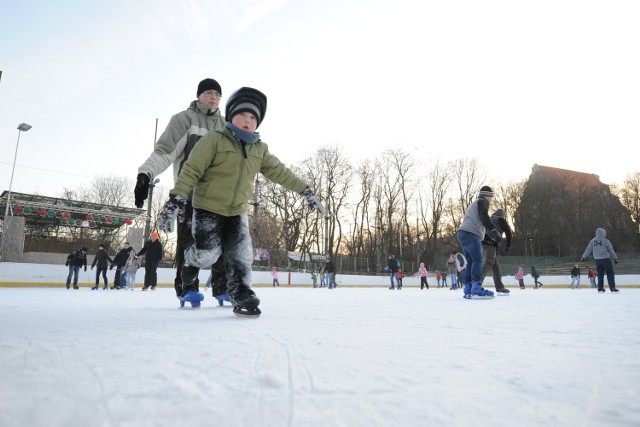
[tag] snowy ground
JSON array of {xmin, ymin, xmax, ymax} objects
[{"xmin": 0, "ymin": 287, "xmax": 638, "ymax": 427}]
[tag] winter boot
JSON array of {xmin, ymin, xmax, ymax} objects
[
  {"xmin": 180, "ymin": 290, "xmax": 204, "ymax": 308},
  {"xmin": 230, "ymin": 286, "xmax": 261, "ymax": 317},
  {"xmin": 470, "ymin": 281, "xmax": 494, "ymax": 299},
  {"xmin": 181, "ymin": 264, "xmax": 200, "ymax": 290}
]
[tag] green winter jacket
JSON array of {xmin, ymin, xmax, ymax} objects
[{"xmin": 171, "ymin": 128, "xmax": 307, "ymax": 217}]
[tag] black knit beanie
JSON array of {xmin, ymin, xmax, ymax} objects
[
  {"xmin": 197, "ymin": 78, "xmax": 222, "ymax": 97},
  {"xmin": 479, "ymin": 186, "xmax": 494, "ymax": 198}
]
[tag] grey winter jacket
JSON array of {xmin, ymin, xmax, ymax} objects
[
  {"xmin": 582, "ymin": 228, "xmax": 618, "ymax": 261},
  {"xmin": 171, "ymin": 127, "xmax": 307, "ymax": 217},
  {"xmin": 458, "ymin": 197, "xmax": 496, "ymax": 239},
  {"xmin": 138, "ymin": 101, "xmax": 225, "ymax": 186}
]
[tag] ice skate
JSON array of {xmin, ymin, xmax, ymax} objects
[
  {"xmin": 462, "ymin": 282, "xmax": 472, "ymax": 299},
  {"xmin": 215, "ymin": 293, "xmax": 231, "ymax": 306},
  {"xmin": 598, "ymin": 289, "xmax": 606, "ymax": 293},
  {"xmin": 230, "ymin": 287, "xmax": 261, "ymax": 317},
  {"xmin": 470, "ymin": 281, "xmax": 494, "ymax": 299},
  {"xmin": 496, "ymin": 288, "xmax": 510, "ymax": 296},
  {"xmin": 611, "ymin": 288, "xmax": 619, "ymax": 293},
  {"xmin": 179, "ymin": 290, "xmax": 204, "ymax": 309}
]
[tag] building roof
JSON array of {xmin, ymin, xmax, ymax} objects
[
  {"xmin": 1, "ymin": 191, "xmax": 145, "ymax": 230},
  {"xmin": 532, "ymin": 164, "xmax": 603, "ymax": 191}
]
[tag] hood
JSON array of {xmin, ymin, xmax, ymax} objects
[
  {"xmin": 492, "ymin": 209, "xmax": 505, "ymax": 219},
  {"xmin": 420, "ymin": 263, "xmax": 425, "ymax": 267},
  {"xmin": 596, "ymin": 228, "xmax": 606, "ymax": 238}
]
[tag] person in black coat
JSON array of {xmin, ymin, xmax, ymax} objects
[
  {"xmin": 91, "ymin": 244, "xmax": 115, "ymax": 290},
  {"xmin": 531, "ymin": 265, "xmax": 543, "ymax": 289},
  {"xmin": 386, "ymin": 254, "xmax": 400, "ymax": 289},
  {"xmin": 111, "ymin": 242, "xmax": 134, "ymax": 289},
  {"xmin": 570, "ymin": 263, "xmax": 581, "ymax": 289},
  {"xmin": 137, "ymin": 232, "xmax": 163, "ymax": 290},
  {"xmin": 481, "ymin": 209, "xmax": 513, "ymax": 295},
  {"xmin": 65, "ymin": 247, "xmax": 88, "ymax": 289}
]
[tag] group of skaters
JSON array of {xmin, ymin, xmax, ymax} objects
[
  {"xmin": 396, "ymin": 186, "xmax": 621, "ymax": 299},
  {"xmin": 64, "ymin": 232, "xmax": 164, "ymax": 291},
  {"xmin": 311, "ymin": 258, "xmax": 337, "ymax": 289}
]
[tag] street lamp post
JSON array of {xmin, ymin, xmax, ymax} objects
[
  {"xmin": 144, "ymin": 177, "xmax": 160, "ymax": 242},
  {"xmin": 4, "ymin": 123, "xmax": 32, "ymax": 220}
]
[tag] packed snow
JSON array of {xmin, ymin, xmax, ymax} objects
[{"xmin": 0, "ymin": 286, "xmax": 638, "ymax": 427}]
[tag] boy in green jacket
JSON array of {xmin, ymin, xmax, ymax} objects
[{"xmin": 158, "ymin": 87, "xmax": 325, "ymax": 316}]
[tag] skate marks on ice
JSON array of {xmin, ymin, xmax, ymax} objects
[{"xmin": 0, "ymin": 288, "xmax": 639, "ymax": 427}]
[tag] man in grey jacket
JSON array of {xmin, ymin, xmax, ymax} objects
[
  {"xmin": 134, "ymin": 78, "xmax": 226, "ymax": 298},
  {"xmin": 581, "ymin": 228, "xmax": 620, "ymax": 293}
]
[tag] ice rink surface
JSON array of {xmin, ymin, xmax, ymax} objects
[{"xmin": 1, "ymin": 287, "xmax": 638, "ymax": 427}]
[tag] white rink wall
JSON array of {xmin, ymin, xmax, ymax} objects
[{"xmin": 0, "ymin": 262, "xmax": 638, "ymax": 287}]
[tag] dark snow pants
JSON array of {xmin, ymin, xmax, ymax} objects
[{"xmin": 184, "ymin": 209, "xmax": 253, "ymax": 298}]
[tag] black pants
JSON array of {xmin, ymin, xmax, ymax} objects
[
  {"xmin": 113, "ymin": 267, "xmax": 124, "ymax": 287},
  {"xmin": 420, "ymin": 277, "xmax": 428, "ymax": 289},
  {"xmin": 175, "ymin": 201, "xmax": 225, "ymax": 296},
  {"xmin": 596, "ymin": 258, "xmax": 616, "ymax": 290},
  {"xmin": 95, "ymin": 267, "xmax": 108, "ymax": 288},
  {"xmin": 144, "ymin": 261, "xmax": 158, "ymax": 288},
  {"xmin": 184, "ymin": 209, "xmax": 253, "ymax": 298}
]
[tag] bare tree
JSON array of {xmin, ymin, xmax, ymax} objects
[
  {"xmin": 301, "ymin": 145, "xmax": 352, "ymax": 257},
  {"xmin": 620, "ymin": 171, "xmax": 640, "ymax": 235},
  {"xmin": 384, "ymin": 149, "xmax": 417, "ymax": 263},
  {"xmin": 448, "ymin": 158, "xmax": 488, "ymax": 230},
  {"xmin": 420, "ymin": 158, "xmax": 451, "ymax": 267}
]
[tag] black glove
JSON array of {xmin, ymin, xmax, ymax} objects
[
  {"xmin": 90, "ymin": 266, "xmax": 94, "ymax": 270},
  {"xmin": 134, "ymin": 173, "xmax": 151, "ymax": 208},
  {"xmin": 84, "ymin": 266, "xmax": 87, "ymax": 272},
  {"xmin": 158, "ymin": 195, "xmax": 186, "ymax": 233},
  {"xmin": 65, "ymin": 261, "xmax": 69, "ymax": 266},
  {"xmin": 504, "ymin": 245, "xmax": 511, "ymax": 254},
  {"xmin": 300, "ymin": 188, "xmax": 326, "ymax": 215},
  {"xmin": 614, "ymin": 259, "xmax": 619, "ymax": 264},
  {"xmin": 109, "ymin": 264, "xmax": 114, "ymax": 270}
]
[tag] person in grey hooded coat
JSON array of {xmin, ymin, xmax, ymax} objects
[{"xmin": 581, "ymin": 228, "xmax": 619, "ymax": 293}]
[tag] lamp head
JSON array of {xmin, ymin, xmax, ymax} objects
[{"xmin": 17, "ymin": 123, "xmax": 32, "ymax": 132}]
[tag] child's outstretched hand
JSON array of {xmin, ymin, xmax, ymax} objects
[
  {"xmin": 158, "ymin": 195, "xmax": 186, "ymax": 233},
  {"xmin": 300, "ymin": 188, "xmax": 326, "ymax": 215}
]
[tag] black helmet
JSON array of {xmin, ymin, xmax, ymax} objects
[{"xmin": 225, "ymin": 87, "xmax": 267, "ymax": 128}]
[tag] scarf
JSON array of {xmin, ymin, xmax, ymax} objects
[{"xmin": 225, "ymin": 122, "xmax": 260, "ymax": 144}]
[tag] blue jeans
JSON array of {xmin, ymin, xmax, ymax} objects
[
  {"xmin": 456, "ymin": 230, "xmax": 484, "ymax": 285},
  {"xmin": 66, "ymin": 265, "xmax": 80, "ymax": 288},
  {"xmin": 389, "ymin": 272, "xmax": 399, "ymax": 288},
  {"xmin": 450, "ymin": 272, "xmax": 458, "ymax": 286},
  {"xmin": 570, "ymin": 276, "xmax": 580, "ymax": 288}
]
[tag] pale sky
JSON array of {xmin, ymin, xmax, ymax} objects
[{"xmin": 1, "ymin": 0, "xmax": 639, "ymax": 200}]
